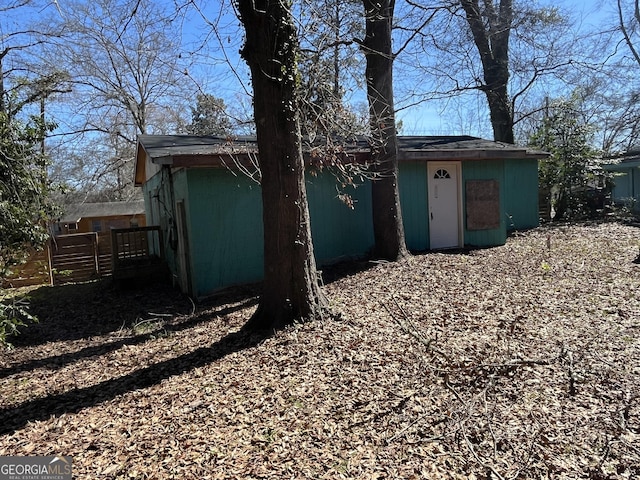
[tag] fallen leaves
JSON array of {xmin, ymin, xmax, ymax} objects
[{"xmin": 0, "ymin": 222, "xmax": 638, "ymax": 479}]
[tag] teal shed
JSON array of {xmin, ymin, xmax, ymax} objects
[
  {"xmin": 134, "ymin": 135, "xmax": 545, "ymax": 298},
  {"xmin": 603, "ymin": 152, "xmax": 640, "ymax": 211}
]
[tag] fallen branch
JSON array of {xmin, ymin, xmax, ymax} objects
[
  {"xmin": 385, "ymin": 412, "xmax": 446, "ymax": 444},
  {"xmin": 382, "ymin": 296, "xmax": 451, "ymax": 362}
]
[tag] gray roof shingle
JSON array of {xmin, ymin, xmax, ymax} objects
[
  {"xmin": 59, "ymin": 201, "xmax": 145, "ymax": 223},
  {"xmin": 138, "ymin": 134, "xmax": 547, "ymax": 162}
]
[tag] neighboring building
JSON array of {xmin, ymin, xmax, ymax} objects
[
  {"xmin": 53, "ymin": 201, "xmax": 147, "ymax": 236},
  {"xmin": 603, "ymin": 152, "xmax": 640, "ymax": 211},
  {"xmin": 135, "ymin": 135, "xmax": 546, "ymax": 298}
]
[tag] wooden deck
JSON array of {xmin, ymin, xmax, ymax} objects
[{"xmin": 110, "ymin": 226, "xmax": 167, "ymax": 281}]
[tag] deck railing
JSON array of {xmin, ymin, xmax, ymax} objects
[{"xmin": 110, "ymin": 226, "xmax": 165, "ymax": 280}]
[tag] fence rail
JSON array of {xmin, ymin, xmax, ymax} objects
[
  {"xmin": 49, "ymin": 232, "xmax": 103, "ymax": 285},
  {"xmin": 1, "ymin": 248, "xmax": 50, "ymax": 288},
  {"xmin": 2, "ymin": 226, "xmax": 165, "ymax": 288}
]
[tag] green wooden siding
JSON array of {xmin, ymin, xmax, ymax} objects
[
  {"xmin": 462, "ymin": 160, "xmax": 507, "ymax": 247},
  {"xmin": 144, "ymin": 157, "xmax": 540, "ymax": 297},
  {"xmin": 185, "ymin": 169, "xmax": 264, "ymax": 296},
  {"xmin": 148, "ymin": 167, "xmax": 377, "ymax": 296},
  {"xmin": 504, "ymin": 159, "xmax": 539, "ymax": 230},
  {"xmin": 306, "ymin": 171, "xmax": 374, "ymax": 264},
  {"xmin": 399, "ymin": 161, "xmax": 429, "ymax": 251},
  {"xmin": 619, "ymin": 168, "xmax": 639, "ymax": 209},
  {"xmin": 612, "ymin": 172, "xmax": 632, "ymax": 201},
  {"xmin": 609, "ymin": 167, "xmax": 640, "ymax": 210}
]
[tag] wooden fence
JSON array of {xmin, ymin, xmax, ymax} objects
[
  {"xmin": 49, "ymin": 232, "xmax": 112, "ymax": 285},
  {"xmin": 2, "ymin": 248, "xmax": 50, "ymax": 288},
  {"xmin": 2, "ymin": 227, "xmax": 164, "ymax": 288}
]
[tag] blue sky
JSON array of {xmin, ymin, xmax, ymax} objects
[
  {"xmin": 185, "ymin": 0, "xmax": 617, "ymax": 138},
  {"xmin": 2, "ymin": 0, "xmax": 623, "ymax": 140},
  {"xmin": 394, "ymin": 0, "xmax": 613, "ymax": 136}
]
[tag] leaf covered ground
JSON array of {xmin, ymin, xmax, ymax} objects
[{"xmin": 1, "ymin": 222, "xmax": 639, "ymax": 479}]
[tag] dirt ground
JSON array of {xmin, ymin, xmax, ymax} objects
[{"xmin": 1, "ymin": 222, "xmax": 639, "ymax": 479}]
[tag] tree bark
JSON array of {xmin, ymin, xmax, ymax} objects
[
  {"xmin": 362, "ymin": 0, "xmax": 409, "ymax": 261},
  {"xmin": 460, "ymin": 0, "xmax": 515, "ymax": 144},
  {"xmin": 237, "ymin": 0, "xmax": 328, "ymax": 331},
  {"xmin": 0, "ymin": 53, "xmax": 5, "ymax": 116}
]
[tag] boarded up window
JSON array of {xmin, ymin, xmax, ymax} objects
[{"xmin": 466, "ymin": 179, "xmax": 500, "ymax": 230}]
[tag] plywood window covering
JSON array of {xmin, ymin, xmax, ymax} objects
[{"xmin": 466, "ymin": 179, "xmax": 500, "ymax": 230}]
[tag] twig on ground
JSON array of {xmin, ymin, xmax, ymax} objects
[
  {"xmin": 382, "ymin": 296, "xmax": 451, "ymax": 362},
  {"xmin": 559, "ymin": 343, "xmax": 577, "ymax": 396},
  {"xmin": 460, "ymin": 421, "xmax": 506, "ymax": 480},
  {"xmin": 385, "ymin": 412, "xmax": 447, "ymax": 445}
]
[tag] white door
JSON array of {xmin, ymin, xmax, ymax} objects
[{"xmin": 428, "ymin": 163, "xmax": 461, "ymax": 249}]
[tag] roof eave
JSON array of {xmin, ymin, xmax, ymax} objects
[
  {"xmin": 604, "ymin": 160, "xmax": 640, "ymax": 170},
  {"xmin": 398, "ymin": 149, "xmax": 548, "ymax": 161},
  {"xmin": 134, "ymin": 140, "xmax": 147, "ymax": 187}
]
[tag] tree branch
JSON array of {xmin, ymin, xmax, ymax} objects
[{"xmin": 618, "ymin": 0, "xmax": 640, "ymax": 67}]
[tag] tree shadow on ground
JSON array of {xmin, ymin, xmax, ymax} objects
[
  {"xmin": 0, "ymin": 295, "xmax": 258, "ymax": 379},
  {"xmin": 320, "ymin": 259, "xmax": 378, "ymax": 284},
  {"xmin": 10, "ymin": 279, "xmax": 197, "ymax": 347},
  {"xmin": 1, "ymin": 256, "xmax": 471, "ymax": 435},
  {"xmin": 0, "ymin": 326, "xmax": 270, "ymax": 436}
]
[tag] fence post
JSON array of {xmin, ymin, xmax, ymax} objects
[
  {"xmin": 111, "ymin": 229, "xmax": 119, "ymax": 271},
  {"xmin": 91, "ymin": 232, "xmax": 99, "ymax": 276},
  {"xmin": 47, "ymin": 238, "xmax": 55, "ymax": 286}
]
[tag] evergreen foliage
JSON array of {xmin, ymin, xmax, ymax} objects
[
  {"xmin": 186, "ymin": 94, "xmax": 234, "ymax": 136},
  {"xmin": 529, "ymin": 95, "xmax": 607, "ymax": 221},
  {"xmin": 0, "ymin": 112, "xmax": 59, "ymax": 346}
]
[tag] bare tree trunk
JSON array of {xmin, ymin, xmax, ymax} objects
[
  {"xmin": 460, "ymin": 0, "xmax": 515, "ymax": 144},
  {"xmin": 0, "ymin": 53, "xmax": 5, "ymax": 116},
  {"xmin": 485, "ymin": 83, "xmax": 514, "ymax": 144},
  {"xmin": 237, "ymin": 0, "xmax": 328, "ymax": 331},
  {"xmin": 362, "ymin": 0, "xmax": 409, "ymax": 261}
]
